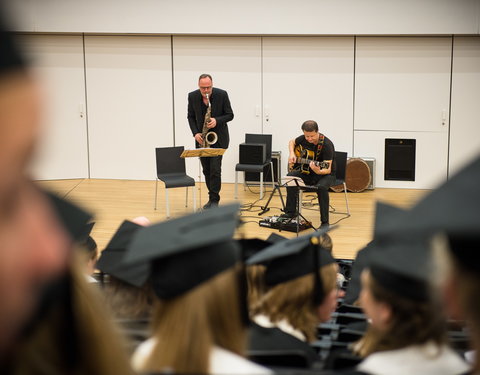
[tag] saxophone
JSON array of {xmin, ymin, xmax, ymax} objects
[{"xmin": 201, "ymin": 93, "xmax": 218, "ymax": 148}]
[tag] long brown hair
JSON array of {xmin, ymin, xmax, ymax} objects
[
  {"xmin": 8, "ymin": 254, "xmax": 134, "ymax": 375},
  {"xmin": 141, "ymin": 266, "xmax": 246, "ymax": 374},
  {"xmin": 246, "ymin": 264, "xmax": 267, "ymax": 314},
  {"xmin": 252, "ymin": 263, "xmax": 337, "ymax": 342},
  {"xmin": 103, "ymin": 276, "xmax": 154, "ymax": 320},
  {"xmin": 433, "ymin": 235, "xmax": 480, "ymax": 373},
  {"xmin": 356, "ymin": 270, "xmax": 446, "ymax": 357}
]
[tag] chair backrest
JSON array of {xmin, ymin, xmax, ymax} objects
[
  {"xmin": 245, "ymin": 133, "xmax": 272, "ymax": 160},
  {"xmin": 334, "ymin": 151, "xmax": 348, "ymax": 183},
  {"xmin": 155, "ymin": 146, "xmax": 186, "ymax": 177}
]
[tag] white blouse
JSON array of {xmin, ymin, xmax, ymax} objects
[
  {"xmin": 357, "ymin": 342, "xmax": 470, "ymax": 375},
  {"xmin": 132, "ymin": 337, "xmax": 272, "ymax": 374}
]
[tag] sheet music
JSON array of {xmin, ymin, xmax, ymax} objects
[{"xmin": 280, "ymin": 176, "xmax": 306, "ymax": 187}]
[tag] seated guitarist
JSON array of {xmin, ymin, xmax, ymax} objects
[{"xmin": 282, "ymin": 120, "xmax": 336, "ymax": 228}]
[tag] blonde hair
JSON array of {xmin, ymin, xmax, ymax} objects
[
  {"xmin": 9, "ymin": 253, "xmax": 134, "ymax": 375},
  {"xmin": 141, "ymin": 266, "xmax": 245, "ymax": 374},
  {"xmin": 355, "ymin": 269, "xmax": 446, "ymax": 357},
  {"xmin": 252, "ymin": 263, "xmax": 337, "ymax": 342}
]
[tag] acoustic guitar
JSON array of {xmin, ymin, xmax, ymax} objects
[{"xmin": 289, "ymin": 145, "xmax": 329, "ymax": 175}]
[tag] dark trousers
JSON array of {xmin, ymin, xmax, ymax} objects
[
  {"xmin": 200, "ymin": 155, "xmax": 223, "ymax": 203},
  {"xmin": 284, "ymin": 170, "xmax": 336, "ymax": 224}
]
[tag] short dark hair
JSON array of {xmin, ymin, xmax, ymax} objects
[
  {"xmin": 301, "ymin": 120, "xmax": 318, "ymax": 132},
  {"xmin": 198, "ymin": 73, "xmax": 213, "ymax": 81}
]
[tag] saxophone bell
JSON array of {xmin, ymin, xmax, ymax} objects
[{"xmin": 201, "ymin": 92, "xmax": 217, "ymax": 148}]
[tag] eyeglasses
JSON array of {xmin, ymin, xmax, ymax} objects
[{"xmin": 199, "ymin": 86, "xmax": 212, "ymax": 90}]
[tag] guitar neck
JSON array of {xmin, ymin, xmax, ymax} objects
[{"xmin": 296, "ymin": 158, "xmax": 328, "ymax": 168}]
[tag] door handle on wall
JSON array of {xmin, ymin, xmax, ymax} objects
[{"xmin": 79, "ymin": 103, "xmax": 85, "ymax": 119}]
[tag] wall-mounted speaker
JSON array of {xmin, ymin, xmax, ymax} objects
[{"xmin": 384, "ymin": 139, "xmax": 416, "ymax": 181}]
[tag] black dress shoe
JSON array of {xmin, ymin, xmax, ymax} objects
[
  {"xmin": 280, "ymin": 212, "xmax": 295, "ymax": 219},
  {"xmin": 203, "ymin": 200, "xmax": 219, "ymax": 210}
]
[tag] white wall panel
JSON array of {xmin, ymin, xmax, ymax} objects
[
  {"xmin": 354, "ymin": 130, "xmax": 448, "ymax": 189},
  {"xmin": 7, "ymin": 0, "xmax": 480, "ymax": 35},
  {"xmin": 355, "ymin": 37, "xmax": 452, "ymax": 133},
  {"xmin": 263, "ymin": 37, "xmax": 355, "ymax": 176},
  {"xmin": 172, "ymin": 36, "xmax": 262, "ymax": 184},
  {"xmin": 85, "ymin": 36, "xmax": 172, "ymax": 180},
  {"xmin": 18, "ymin": 34, "xmax": 89, "ymax": 180},
  {"xmin": 449, "ymin": 37, "xmax": 480, "ymax": 174}
]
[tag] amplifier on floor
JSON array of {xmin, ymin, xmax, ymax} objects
[
  {"xmin": 239, "ymin": 143, "xmax": 266, "ymax": 165},
  {"xmin": 259, "ymin": 215, "xmax": 312, "ymax": 233},
  {"xmin": 246, "ymin": 151, "xmax": 281, "ymax": 185}
]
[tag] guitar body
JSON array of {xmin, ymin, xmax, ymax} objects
[{"xmin": 289, "ymin": 144, "xmax": 329, "ymax": 175}]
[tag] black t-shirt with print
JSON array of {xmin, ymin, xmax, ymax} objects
[{"xmin": 294, "ymin": 134, "xmax": 336, "ymax": 176}]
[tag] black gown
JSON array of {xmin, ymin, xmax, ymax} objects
[{"xmin": 248, "ymin": 322, "xmax": 321, "ymax": 369}]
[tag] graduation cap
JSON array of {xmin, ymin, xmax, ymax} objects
[
  {"xmin": 238, "ymin": 234, "xmax": 287, "ymax": 261},
  {"xmin": 246, "ymin": 228, "xmax": 336, "ymax": 305},
  {"xmin": 0, "ymin": 12, "xmax": 26, "ymax": 77},
  {"xmin": 96, "ymin": 220, "xmax": 149, "ymax": 287},
  {"xmin": 124, "ymin": 204, "xmax": 242, "ymax": 299},
  {"xmin": 367, "ymin": 239, "xmax": 433, "ymax": 301},
  {"xmin": 43, "ymin": 190, "xmax": 93, "ymax": 243},
  {"xmin": 266, "ymin": 232, "xmax": 287, "ymax": 244},
  {"xmin": 376, "ymin": 154, "xmax": 480, "ymax": 240},
  {"xmin": 343, "ymin": 202, "xmax": 406, "ymax": 305}
]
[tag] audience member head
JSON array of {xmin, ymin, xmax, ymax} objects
[
  {"xmin": 126, "ymin": 204, "xmax": 250, "ymax": 374},
  {"xmin": 96, "ymin": 220, "xmax": 153, "ymax": 320},
  {"xmin": 8, "ymin": 252, "xmax": 134, "ymax": 375},
  {"xmin": 0, "ymin": 14, "xmax": 72, "ymax": 356},
  {"xmin": 238, "ymin": 237, "xmax": 279, "ymax": 312},
  {"xmin": 248, "ymin": 231, "xmax": 338, "ymax": 342},
  {"xmin": 356, "ymin": 241, "xmax": 446, "ymax": 357}
]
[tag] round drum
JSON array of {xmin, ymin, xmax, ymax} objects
[
  {"xmin": 345, "ymin": 158, "xmax": 371, "ymax": 192},
  {"xmin": 330, "ymin": 158, "xmax": 371, "ymax": 193}
]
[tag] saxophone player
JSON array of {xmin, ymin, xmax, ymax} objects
[{"xmin": 188, "ymin": 74, "xmax": 234, "ymax": 209}]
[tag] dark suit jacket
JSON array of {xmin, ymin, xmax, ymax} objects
[{"xmin": 187, "ymin": 87, "xmax": 234, "ymax": 149}]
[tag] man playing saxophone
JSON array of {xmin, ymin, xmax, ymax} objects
[{"xmin": 188, "ymin": 74, "xmax": 234, "ymax": 209}]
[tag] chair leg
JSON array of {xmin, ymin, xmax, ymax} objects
[
  {"xmin": 270, "ymin": 162, "xmax": 275, "ymax": 190},
  {"xmin": 185, "ymin": 186, "xmax": 188, "ymax": 208},
  {"xmin": 343, "ymin": 182, "xmax": 350, "ymax": 216},
  {"xmin": 235, "ymin": 171, "xmax": 238, "ymax": 199},
  {"xmin": 260, "ymin": 172, "xmax": 264, "ymax": 200},
  {"xmin": 299, "ymin": 189, "xmax": 303, "ymax": 215},
  {"xmin": 165, "ymin": 189, "xmax": 170, "ymax": 219},
  {"xmin": 154, "ymin": 179, "xmax": 158, "ymax": 210},
  {"xmin": 192, "ymin": 184, "xmax": 197, "ymax": 212}
]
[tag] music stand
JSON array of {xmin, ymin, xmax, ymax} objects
[
  {"xmin": 281, "ymin": 176, "xmax": 315, "ymax": 234},
  {"xmin": 259, "ymin": 176, "xmax": 315, "ymax": 235},
  {"xmin": 181, "ymin": 148, "xmax": 226, "ymax": 208}
]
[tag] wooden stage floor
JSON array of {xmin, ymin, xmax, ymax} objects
[{"xmin": 37, "ymin": 179, "xmax": 428, "ymax": 260}]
